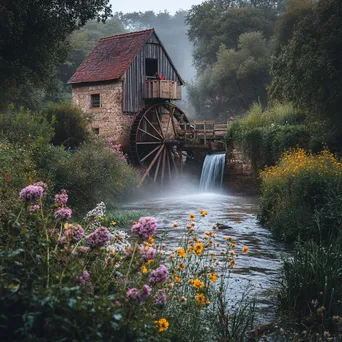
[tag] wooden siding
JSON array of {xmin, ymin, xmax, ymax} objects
[{"xmin": 123, "ymin": 32, "xmax": 182, "ymax": 113}]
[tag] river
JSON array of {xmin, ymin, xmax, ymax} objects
[{"xmin": 123, "ymin": 189, "xmax": 291, "ymax": 324}]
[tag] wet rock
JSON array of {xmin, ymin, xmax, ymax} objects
[{"xmin": 216, "ymin": 223, "xmax": 233, "ymax": 230}]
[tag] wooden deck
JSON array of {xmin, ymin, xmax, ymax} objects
[{"xmin": 178, "ymin": 121, "xmax": 228, "ymax": 147}]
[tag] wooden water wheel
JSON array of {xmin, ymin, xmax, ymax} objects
[{"xmin": 130, "ymin": 103, "xmax": 189, "ymax": 184}]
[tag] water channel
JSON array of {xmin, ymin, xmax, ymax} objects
[{"xmin": 123, "ymin": 189, "xmax": 291, "ymax": 324}]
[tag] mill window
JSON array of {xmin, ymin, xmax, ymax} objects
[
  {"xmin": 91, "ymin": 94, "xmax": 100, "ymax": 108},
  {"xmin": 145, "ymin": 58, "xmax": 158, "ymax": 77}
]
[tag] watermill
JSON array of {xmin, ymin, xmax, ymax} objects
[{"xmin": 130, "ymin": 102, "xmax": 189, "ymax": 184}]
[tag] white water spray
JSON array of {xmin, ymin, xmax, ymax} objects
[{"xmin": 199, "ymin": 153, "xmax": 226, "ymax": 191}]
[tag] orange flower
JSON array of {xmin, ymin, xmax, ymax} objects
[
  {"xmin": 242, "ymin": 246, "xmax": 249, "ymax": 253},
  {"xmin": 148, "ymin": 236, "xmax": 154, "ymax": 243},
  {"xmin": 192, "ymin": 279, "xmax": 205, "ymax": 289},
  {"xmin": 154, "ymin": 318, "xmax": 169, "ymax": 333},
  {"xmin": 209, "ymin": 272, "xmax": 218, "ymax": 282},
  {"xmin": 176, "ymin": 247, "xmax": 186, "ymax": 258},
  {"xmin": 189, "ymin": 213, "xmax": 195, "ymax": 221},
  {"xmin": 194, "ymin": 242, "xmax": 204, "ymax": 256}
]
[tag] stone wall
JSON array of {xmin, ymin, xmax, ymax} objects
[
  {"xmin": 224, "ymin": 144, "xmax": 259, "ymax": 194},
  {"xmin": 72, "ymin": 81, "xmax": 135, "ymax": 147}
]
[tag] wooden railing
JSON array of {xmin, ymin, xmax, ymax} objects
[
  {"xmin": 179, "ymin": 121, "xmax": 228, "ymax": 145},
  {"xmin": 144, "ymin": 80, "xmax": 181, "ymax": 100}
]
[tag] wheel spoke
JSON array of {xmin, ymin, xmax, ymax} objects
[
  {"xmin": 164, "ymin": 106, "xmax": 175, "ymax": 137},
  {"xmin": 143, "ymin": 115, "xmax": 164, "ymax": 139},
  {"xmin": 167, "ymin": 150, "xmax": 172, "ymax": 181},
  {"xmin": 136, "ymin": 141, "xmax": 161, "ymax": 145},
  {"xmin": 140, "ymin": 145, "xmax": 165, "ymax": 185},
  {"xmin": 140, "ymin": 145, "xmax": 161, "ymax": 163},
  {"xmin": 154, "ymin": 153, "xmax": 162, "ymax": 182},
  {"xmin": 154, "ymin": 106, "xmax": 164, "ymax": 139},
  {"xmin": 161, "ymin": 148, "xmax": 166, "ymax": 186},
  {"xmin": 138, "ymin": 128, "xmax": 162, "ymax": 141}
]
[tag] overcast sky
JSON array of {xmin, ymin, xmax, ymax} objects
[{"xmin": 111, "ymin": 0, "xmax": 203, "ymax": 14}]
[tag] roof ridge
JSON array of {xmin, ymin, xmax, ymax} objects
[{"xmin": 100, "ymin": 28, "xmax": 154, "ymax": 41}]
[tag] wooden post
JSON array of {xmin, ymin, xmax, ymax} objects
[{"xmin": 204, "ymin": 121, "xmax": 207, "ymax": 146}]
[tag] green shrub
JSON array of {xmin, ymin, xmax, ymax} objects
[
  {"xmin": 34, "ymin": 139, "xmax": 139, "ymax": 215},
  {"xmin": 280, "ymin": 238, "xmax": 342, "ymax": 336},
  {"xmin": 44, "ymin": 101, "xmax": 91, "ymax": 148},
  {"xmin": 0, "ymin": 104, "xmax": 54, "ymax": 147},
  {"xmin": 226, "ymin": 103, "xmax": 310, "ymax": 172},
  {"xmin": 260, "ymin": 148, "xmax": 342, "ymax": 242}
]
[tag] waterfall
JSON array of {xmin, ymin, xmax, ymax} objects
[{"xmin": 199, "ymin": 153, "xmax": 226, "ymax": 191}]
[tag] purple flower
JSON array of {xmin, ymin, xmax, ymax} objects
[
  {"xmin": 29, "ymin": 204, "xmax": 40, "ymax": 212},
  {"xmin": 55, "ymin": 190, "xmax": 68, "ymax": 207},
  {"xmin": 149, "ymin": 264, "xmax": 169, "ymax": 285},
  {"xmin": 54, "ymin": 208, "xmax": 72, "ymax": 220},
  {"xmin": 65, "ymin": 224, "xmax": 84, "ymax": 243},
  {"xmin": 136, "ymin": 285, "xmax": 151, "ymax": 301},
  {"xmin": 76, "ymin": 270, "xmax": 90, "ymax": 286},
  {"xmin": 32, "ymin": 182, "xmax": 48, "ymax": 193},
  {"xmin": 114, "ymin": 300, "xmax": 121, "ymax": 306},
  {"xmin": 86, "ymin": 227, "xmax": 111, "ymax": 248},
  {"xmin": 131, "ymin": 217, "xmax": 157, "ymax": 240},
  {"xmin": 141, "ymin": 246, "xmax": 156, "ymax": 260},
  {"xmin": 126, "ymin": 288, "xmax": 138, "ymax": 299},
  {"xmin": 19, "ymin": 185, "xmax": 45, "ymax": 202},
  {"xmin": 155, "ymin": 291, "xmax": 167, "ymax": 305}
]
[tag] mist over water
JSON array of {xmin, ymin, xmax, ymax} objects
[{"xmin": 123, "ymin": 182, "xmax": 291, "ymax": 323}]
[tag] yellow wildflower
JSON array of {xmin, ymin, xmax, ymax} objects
[
  {"xmin": 189, "ymin": 213, "xmax": 195, "ymax": 221},
  {"xmin": 147, "ymin": 259, "xmax": 154, "ymax": 265},
  {"xmin": 242, "ymin": 246, "xmax": 249, "ymax": 253},
  {"xmin": 196, "ymin": 293, "xmax": 206, "ymax": 306},
  {"xmin": 192, "ymin": 279, "xmax": 205, "ymax": 290},
  {"xmin": 176, "ymin": 247, "xmax": 186, "ymax": 258},
  {"xmin": 148, "ymin": 236, "xmax": 154, "ymax": 243},
  {"xmin": 225, "ymin": 237, "xmax": 232, "ymax": 241},
  {"xmin": 179, "ymin": 262, "xmax": 185, "ymax": 271},
  {"xmin": 133, "ymin": 221, "xmax": 137, "ymax": 225},
  {"xmin": 230, "ymin": 243, "xmax": 236, "ymax": 248},
  {"xmin": 144, "ymin": 242, "xmax": 152, "ymax": 247},
  {"xmin": 173, "ymin": 275, "xmax": 181, "ymax": 283},
  {"xmin": 193, "ymin": 242, "xmax": 204, "ymax": 256},
  {"xmin": 111, "ymin": 221, "xmax": 117, "ymax": 226},
  {"xmin": 209, "ymin": 272, "xmax": 218, "ymax": 283},
  {"xmin": 154, "ymin": 318, "xmax": 169, "ymax": 333},
  {"xmin": 172, "ymin": 221, "xmax": 179, "ymax": 227},
  {"xmin": 141, "ymin": 265, "xmax": 148, "ymax": 274}
]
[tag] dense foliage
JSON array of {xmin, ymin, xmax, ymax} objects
[
  {"xmin": 270, "ymin": 0, "xmax": 342, "ymax": 149},
  {"xmin": 260, "ymin": 149, "xmax": 342, "ymax": 242},
  {"xmin": 226, "ymin": 103, "xmax": 310, "ymax": 171},
  {"xmin": 0, "ymin": 191, "xmax": 253, "ymax": 341},
  {"xmin": 0, "ymin": 105, "xmax": 139, "ymax": 221},
  {"xmin": 0, "ymin": 0, "xmax": 112, "ymax": 109}
]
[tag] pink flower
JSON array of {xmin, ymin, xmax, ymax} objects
[
  {"xmin": 155, "ymin": 290, "xmax": 167, "ymax": 305},
  {"xmin": 106, "ymin": 137, "xmax": 127, "ymax": 161},
  {"xmin": 131, "ymin": 217, "xmax": 157, "ymax": 240},
  {"xmin": 126, "ymin": 288, "xmax": 138, "ymax": 299},
  {"xmin": 19, "ymin": 185, "xmax": 45, "ymax": 202},
  {"xmin": 141, "ymin": 246, "xmax": 156, "ymax": 260},
  {"xmin": 32, "ymin": 182, "xmax": 48, "ymax": 193},
  {"xmin": 136, "ymin": 285, "xmax": 151, "ymax": 301},
  {"xmin": 55, "ymin": 190, "xmax": 68, "ymax": 207},
  {"xmin": 86, "ymin": 227, "xmax": 111, "ymax": 248},
  {"xmin": 149, "ymin": 265, "xmax": 168, "ymax": 285},
  {"xmin": 76, "ymin": 270, "xmax": 90, "ymax": 286},
  {"xmin": 54, "ymin": 208, "xmax": 72, "ymax": 220},
  {"xmin": 65, "ymin": 224, "xmax": 84, "ymax": 243},
  {"xmin": 29, "ymin": 204, "xmax": 40, "ymax": 212}
]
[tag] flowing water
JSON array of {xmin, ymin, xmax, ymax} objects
[
  {"xmin": 199, "ymin": 153, "xmax": 226, "ymax": 191},
  {"xmin": 123, "ymin": 189, "xmax": 291, "ymax": 323}
]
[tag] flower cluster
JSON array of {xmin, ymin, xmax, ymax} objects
[
  {"xmin": 149, "ymin": 264, "xmax": 168, "ymax": 284},
  {"xmin": 140, "ymin": 245, "xmax": 156, "ymax": 260},
  {"xmin": 54, "ymin": 208, "xmax": 72, "ymax": 221},
  {"xmin": 55, "ymin": 189, "xmax": 68, "ymax": 207},
  {"xmin": 65, "ymin": 224, "xmax": 85, "ymax": 243},
  {"xmin": 155, "ymin": 290, "xmax": 167, "ymax": 305},
  {"xmin": 126, "ymin": 285, "xmax": 151, "ymax": 302},
  {"xmin": 131, "ymin": 217, "xmax": 157, "ymax": 240},
  {"xmin": 106, "ymin": 137, "xmax": 127, "ymax": 161},
  {"xmin": 85, "ymin": 202, "xmax": 106, "ymax": 220},
  {"xmin": 106, "ymin": 230, "xmax": 131, "ymax": 254},
  {"xmin": 19, "ymin": 185, "xmax": 45, "ymax": 202},
  {"xmin": 86, "ymin": 226, "xmax": 111, "ymax": 248},
  {"xmin": 154, "ymin": 318, "xmax": 169, "ymax": 333},
  {"xmin": 76, "ymin": 270, "xmax": 91, "ymax": 286}
]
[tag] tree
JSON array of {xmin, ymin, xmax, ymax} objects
[
  {"xmin": 269, "ymin": 0, "xmax": 342, "ymax": 148},
  {"xmin": 0, "ymin": 0, "xmax": 112, "ymax": 109},
  {"xmin": 186, "ymin": 2, "xmax": 278, "ymax": 71},
  {"xmin": 188, "ymin": 31, "xmax": 270, "ymax": 120}
]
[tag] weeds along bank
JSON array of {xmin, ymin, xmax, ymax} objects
[
  {"xmin": 0, "ymin": 184, "xmax": 253, "ymax": 341},
  {"xmin": 0, "ymin": 104, "xmax": 139, "ymax": 225}
]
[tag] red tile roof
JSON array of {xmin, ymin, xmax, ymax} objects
[{"xmin": 68, "ymin": 29, "xmax": 154, "ymax": 84}]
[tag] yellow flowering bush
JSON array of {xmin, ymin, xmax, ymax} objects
[{"xmin": 260, "ymin": 148, "xmax": 342, "ymax": 241}]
